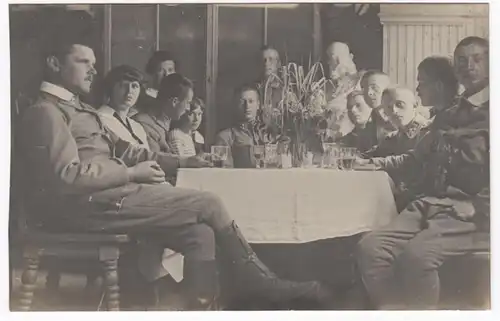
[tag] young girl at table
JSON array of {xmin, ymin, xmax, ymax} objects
[{"xmin": 168, "ymin": 98, "xmax": 206, "ymax": 157}]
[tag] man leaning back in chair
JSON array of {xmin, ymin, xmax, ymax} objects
[{"xmin": 17, "ymin": 35, "xmax": 334, "ymax": 310}]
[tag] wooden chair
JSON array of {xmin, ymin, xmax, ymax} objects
[
  {"xmin": 10, "ymin": 93, "xmax": 132, "ymax": 311},
  {"xmin": 10, "ymin": 174, "xmax": 134, "ymax": 311}
]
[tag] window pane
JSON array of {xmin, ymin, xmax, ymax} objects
[
  {"xmin": 111, "ymin": 4, "xmax": 156, "ymax": 71},
  {"xmin": 320, "ymin": 4, "xmax": 382, "ymax": 70},
  {"xmin": 159, "ymin": 4, "xmax": 207, "ymax": 99},
  {"xmin": 216, "ymin": 6, "xmax": 263, "ymax": 131},
  {"xmin": 267, "ymin": 4, "xmax": 314, "ymax": 66}
]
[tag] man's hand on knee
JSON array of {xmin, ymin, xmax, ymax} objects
[{"xmin": 451, "ymin": 200, "xmax": 476, "ymax": 221}]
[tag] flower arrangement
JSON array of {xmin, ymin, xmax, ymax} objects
[{"xmin": 262, "ymin": 60, "xmax": 332, "ymax": 166}]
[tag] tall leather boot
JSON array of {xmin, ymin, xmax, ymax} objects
[
  {"xmin": 183, "ymin": 259, "xmax": 220, "ymax": 310},
  {"xmin": 216, "ymin": 221, "xmax": 334, "ymax": 309}
]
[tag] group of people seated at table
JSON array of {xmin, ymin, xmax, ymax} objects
[{"xmin": 16, "ymin": 27, "xmax": 489, "ymax": 311}]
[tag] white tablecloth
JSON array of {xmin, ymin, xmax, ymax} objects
[{"xmin": 176, "ymin": 168, "xmax": 398, "ymax": 243}]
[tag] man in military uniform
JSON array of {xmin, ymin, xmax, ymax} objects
[
  {"xmin": 363, "ymin": 87, "xmax": 432, "ymax": 211},
  {"xmin": 356, "ymin": 36, "xmax": 489, "ymax": 309},
  {"xmin": 416, "ymin": 55, "xmax": 460, "ymax": 120},
  {"xmin": 365, "ymin": 86, "xmax": 431, "ymax": 158},
  {"xmin": 215, "ymin": 84, "xmax": 278, "ymax": 168},
  {"xmin": 337, "ymin": 90, "xmax": 378, "ymax": 153},
  {"xmin": 255, "ymin": 46, "xmax": 284, "ymax": 137},
  {"xmin": 18, "ymin": 37, "xmax": 332, "ymax": 310},
  {"xmin": 359, "ymin": 70, "xmax": 398, "ymax": 144}
]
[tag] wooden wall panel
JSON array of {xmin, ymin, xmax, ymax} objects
[{"xmin": 380, "ymin": 4, "xmax": 488, "ymax": 91}]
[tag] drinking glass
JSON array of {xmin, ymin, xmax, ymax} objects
[
  {"xmin": 210, "ymin": 145, "xmax": 229, "ymax": 168},
  {"xmin": 322, "ymin": 143, "xmax": 339, "ymax": 169},
  {"xmin": 265, "ymin": 144, "xmax": 279, "ymax": 168},
  {"xmin": 339, "ymin": 147, "xmax": 357, "ymax": 170},
  {"xmin": 253, "ymin": 145, "xmax": 266, "ymax": 168}
]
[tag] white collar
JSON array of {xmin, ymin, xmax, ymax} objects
[
  {"xmin": 146, "ymin": 88, "xmax": 158, "ymax": 98},
  {"xmin": 98, "ymin": 104, "xmax": 118, "ymax": 116},
  {"xmin": 39, "ymin": 81, "xmax": 75, "ymax": 101},
  {"xmin": 466, "ymin": 85, "xmax": 489, "ymax": 107}
]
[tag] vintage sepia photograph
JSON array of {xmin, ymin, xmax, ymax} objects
[{"xmin": 6, "ymin": 1, "xmax": 491, "ymax": 315}]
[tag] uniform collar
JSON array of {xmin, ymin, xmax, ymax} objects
[
  {"xmin": 146, "ymin": 88, "xmax": 158, "ymax": 98},
  {"xmin": 465, "ymin": 85, "xmax": 489, "ymax": 107},
  {"xmin": 238, "ymin": 119, "xmax": 258, "ymax": 130},
  {"xmin": 39, "ymin": 81, "xmax": 76, "ymax": 102},
  {"xmin": 401, "ymin": 113, "xmax": 428, "ymax": 139}
]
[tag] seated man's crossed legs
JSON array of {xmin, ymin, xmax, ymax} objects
[
  {"xmin": 357, "ymin": 199, "xmax": 485, "ymax": 310},
  {"xmin": 74, "ymin": 184, "xmax": 334, "ymax": 310}
]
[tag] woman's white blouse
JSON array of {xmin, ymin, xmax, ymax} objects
[{"xmin": 98, "ymin": 105, "xmax": 150, "ymax": 150}]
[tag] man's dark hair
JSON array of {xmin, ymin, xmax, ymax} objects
[
  {"xmin": 170, "ymin": 97, "xmax": 205, "ymax": 130},
  {"xmin": 145, "ymin": 50, "xmax": 177, "ymax": 75},
  {"xmin": 42, "ymin": 31, "xmax": 95, "ymax": 80},
  {"xmin": 157, "ymin": 73, "xmax": 193, "ymax": 102},
  {"xmin": 454, "ymin": 36, "xmax": 489, "ymax": 56},
  {"xmin": 101, "ymin": 65, "xmax": 145, "ymax": 103},
  {"xmin": 346, "ymin": 90, "xmax": 364, "ymax": 109},
  {"xmin": 418, "ymin": 56, "xmax": 459, "ymax": 104},
  {"xmin": 360, "ymin": 70, "xmax": 389, "ymax": 88}
]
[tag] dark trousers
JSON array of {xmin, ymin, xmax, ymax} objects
[
  {"xmin": 357, "ymin": 198, "xmax": 489, "ymax": 309},
  {"xmin": 65, "ymin": 184, "xmax": 233, "ymax": 262}
]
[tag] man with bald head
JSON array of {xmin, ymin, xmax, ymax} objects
[
  {"xmin": 366, "ymin": 86, "xmax": 431, "ymax": 158},
  {"xmin": 323, "ymin": 41, "xmax": 362, "ymax": 140}
]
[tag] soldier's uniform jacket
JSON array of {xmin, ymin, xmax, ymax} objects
[
  {"xmin": 337, "ymin": 119, "xmax": 378, "ymax": 154},
  {"xmin": 133, "ymin": 110, "xmax": 172, "ymax": 153},
  {"xmin": 215, "ymin": 120, "xmax": 275, "ymax": 167},
  {"xmin": 364, "ymin": 113, "xmax": 432, "ymax": 158},
  {"xmin": 370, "ymin": 107, "xmax": 399, "ymax": 144},
  {"xmin": 363, "ymin": 113, "xmax": 432, "ymax": 210},
  {"xmin": 19, "ymin": 82, "xmax": 181, "ymax": 226},
  {"xmin": 370, "ymin": 86, "xmax": 490, "ymax": 229}
]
